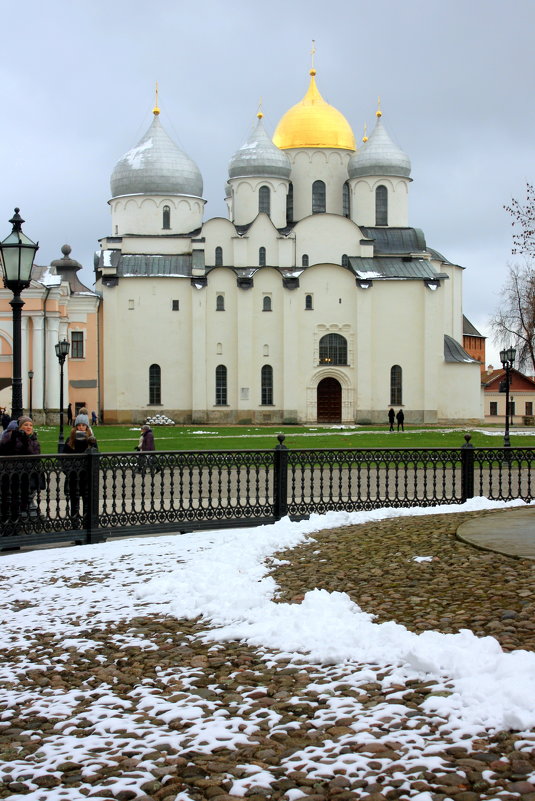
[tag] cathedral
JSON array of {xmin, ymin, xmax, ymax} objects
[{"xmin": 95, "ymin": 67, "xmax": 482, "ymax": 425}]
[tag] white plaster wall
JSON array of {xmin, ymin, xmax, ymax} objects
[
  {"xmin": 438, "ymin": 362, "xmax": 483, "ymax": 420},
  {"xmin": 228, "ymin": 177, "xmax": 289, "ymax": 228},
  {"xmin": 110, "ymin": 195, "xmax": 205, "ymax": 237},
  {"xmin": 350, "ymin": 177, "xmax": 410, "ymax": 227},
  {"xmin": 286, "ymin": 149, "xmax": 352, "ymax": 220},
  {"xmin": 293, "ymin": 215, "xmax": 363, "ymax": 265}
]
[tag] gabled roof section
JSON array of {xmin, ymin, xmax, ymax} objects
[
  {"xmin": 349, "ymin": 257, "xmax": 446, "ymax": 280},
  {"xmin": 359, "ymin": 227, "xmax": 427, "ymax": 254},
  {"xmin": 463, "ymin": 315, "xmax": 485, "ymax": 338},
  {"xmin": 483, "ymin": 368, "xmax": 535, "ymax": 389},
  {"xmin": 444, "ymin": 335, "xmax": 479, "ymax": 363}
]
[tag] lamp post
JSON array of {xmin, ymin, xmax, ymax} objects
[
  {"xmin": 0, "ymin": 209, "xmax": 39, "ymax": 421},
  {"xmin": 28, "ymin": 369, "xmax": 34, "ymax": 419},
  {"xmin": 499, "ymin": 346, "xmax": 516, "ymax": 448},
  {"xmin": 55, "ymin": 339, "xmax": 70, "ymax": 452}
]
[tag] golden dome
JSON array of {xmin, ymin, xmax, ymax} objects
[{"xmin": 273, "ymin": 70, "xmax": 356, "ymax": 151}]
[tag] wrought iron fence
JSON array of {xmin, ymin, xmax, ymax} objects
[{"xmin": 0, "ymin": 435, "xmax": 533, "ymax": 549}]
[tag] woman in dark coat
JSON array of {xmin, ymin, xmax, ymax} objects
[
  {"xmin": 0, "ymin": 416, "xmax": 41, "ymax": 522},
  {"xmin": 62, "ymin": 414, "xmax": 98, "ymax": 525}
]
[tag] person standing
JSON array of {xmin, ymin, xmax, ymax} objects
[
  {"xmin": 0, "ymin": 416, "xmax": 41, "ymax": 522},
  {"xmin": 138, "ymin": 424, "xmax": 155, "ymax": 452},
  {"xmin": 62, "ymin": 415, "xmax": 98, "ymax": 526},
  {"xmin": 1, "ymin": 409, "xmax": 11, "ymax": 430},
  {"xmin": 67, "ymin": 403, "xmax": 73, "ymax": 427},
  {"xmin": 396, "ymin": 408, "xmax": 405, "ymax": 432},
  {"xmin": 388, "ymin": 408, "xmax": 395, "ymax": 432}
]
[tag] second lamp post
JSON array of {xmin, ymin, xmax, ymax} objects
[
  {"xmin": 55, "ymin": 339, "xmax": 70, "ymax": 452},
  {"xmin": 499, "ymin": 346, "xmax": 516, "ymax": 448}
]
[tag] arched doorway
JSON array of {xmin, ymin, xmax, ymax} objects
[{"xmin": 317, "ymin": 377, "xmax": 342, "ymax": 422}]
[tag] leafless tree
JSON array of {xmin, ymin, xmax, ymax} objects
[
  {"xmin": 504, "ymin": 182, "xmax": 535, "ymax": 256},
  {"xmin": 490, "ymin": 261, "xmax": 535, "ymax": 374}
]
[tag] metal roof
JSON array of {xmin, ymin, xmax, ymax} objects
[
  {"xmin": 444, "ymin": 334, "xmax": 479, "ymax": 363},
  {"xmin": 463, "ymin": 315, "xmax": 484, "ymax": 337},
  {"xmin": 359, "ymin": 227, "xmax": 427, "ymax": 254},
  {"xmin": 348, "ymin": 117, "xmax": 411, "ymax": 179},
  {"xmin": 229, "ymin": 117, "xmax": 291, "ymax": 180},
  {"xmin": 117, "ymin": 254, "xmax": 192, "ymax": 277},
  {"xmin": 349, "ymin": 256, "xmax": 441, "ymax": 280}
]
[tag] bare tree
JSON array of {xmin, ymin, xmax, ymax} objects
[
  {"xmin": 490, "ymin": 261, "xmax": 535, "ymax": 374},
  {"xmin": 504, "ymin": 182, "xmax": 535, "ymax": 256}
]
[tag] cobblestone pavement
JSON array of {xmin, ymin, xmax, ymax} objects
[{"xmin": 0, "ymin": 508, "xmax": 534, "ymax": 800}]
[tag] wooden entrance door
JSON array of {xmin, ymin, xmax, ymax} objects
[{"xmin": 317, "ymin": 377, "xmax": 342, "ymax": 422}]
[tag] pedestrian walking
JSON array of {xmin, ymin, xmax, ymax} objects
[
  {"xmin": 388, "ymin": 407, "xmax": 395, "ymax": 431},
  {"xmin": 135, "ymin": 424, "xmax": 156, "ymax": 473},
  {"xmin": 67, "ymin": 403, "xmax": 73, "ymax": 426},
  {"xmin": 396, "ymin": 409, "xmax": 405, "ymax": 432},
  {"xmin": 91, "ymin": 410, "xmax": 98, "ymax": 426}
]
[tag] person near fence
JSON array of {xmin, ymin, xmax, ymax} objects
[
  {"xmin": 62, "ymin": 415, "xmax": 98, "ymax": 526},
  {"xmin": 135, "ymin": 424, "xmax": 155, "ymax": 473},
  {"xmin": 388, "ymin": 407, "xmax": 395, "ymax": 432},
  {"xmin": 67, "ymin": 403, "xmax": 73, "ymax": 426},
  {"xmin": 0, "ymin": 416, "xmax": 42, "ymax": 522},
  {"xmin": 396, "ymin": 408, "xmax": 405, "ymax": 432},
  {"xmin": 1, "ymin": 409, "xmax": 11, "ymax": 430}
]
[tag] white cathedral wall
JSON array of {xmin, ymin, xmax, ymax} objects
[
  {"xmin": 350, "ymin": 177, "xmax": 410, "ymax": 227},
  {"xmin": 294, "ymin": 215, "xmax": 362, "ymax": 266},
  {"xmin": 110, "ymin": 195, "xmax": 205, "ymax": 237},
  {"xmin": 437, "ymin": 363, "xmax": 483, "ymax": 421},
  {"xmin": 228, "ymin": 178, "xmax": 289, "ymax": 228},
  {"xmin": 286, "ymin": 149, "xmax": 353, "ymax": 220}
]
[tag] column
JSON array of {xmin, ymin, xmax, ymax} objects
[{"xmin": 31, "ymin": 316, "xmax": 45, "ymax": 412}]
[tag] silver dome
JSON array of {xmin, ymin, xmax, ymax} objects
[
  {"xmin": 228, "ymin": 116, "xmax": 291, "ymax": 180},
  {"xmin": 348, "ymin": 117, "xmax": 411, "ymax": 179},
  {"xmin": 110, "ymin": 114, "xmax": 203, "ymax": 198}
]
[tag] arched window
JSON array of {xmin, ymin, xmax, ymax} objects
[
  {"xmin": 262, "ymin": 295, "xmax": 272, "ymax": 312},
  {"xmin": 286, "ymin": 182, "xmax": 294, "ymax": 223},
  {"xmin": 216, "ymin": 294, "xmax": 225, "ymax": 311},
  {"xmin": 341, "ymin": 254, "xmax": 349, "ymax": 268},
  {"xmin": 215, "ymin": 365, "xmax": 227, "ymax": 406},
  {"xmin": 305, "ymin": 294, "xmax": 313, "ymax": 310},
  {"xmin": 259, "ymin": 246, "xmax": 266, "ymax": 267},
  {"xmin": 149, "ymin": 364, "xmax": 161, "ymax": 405},
  {"xmin": 319, "ymin": 333, "xmax": 348, "ymax": 365},
  {"xmin": 342, "ymin": 182, "xmax": 350, "ymax": 218},
  {"xmin": 390, "ymin": 365, "xmax": 402, "ymax": 405},
  {"xmin": 312, "ymin": 180, "xmax": 326, "ymax": 214},
  {"xmin": 261, "ymin": 365, "xmax": 273, "ymax": 405},
  {"xmin": 302, "ymin": 254, "xmax": 309, "ymax": 267},
  {"xmin": 259, "ymin": 186, "xmax": 270, "ymax": 215},
  {"xmin": 215, "ymin": 246, "xmax": 223, "ymax": 267},
  {"xmin": 375, "ymin": 185, "xmax": 388, "ymax": 225},
  {"xmin": 163, "ymin": 205, "xmax": 171, "ymax": 230}
]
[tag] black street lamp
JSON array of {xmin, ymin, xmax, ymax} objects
[
  {"xmin": 55, "ymin": 339, "xmax": 70, "ymax": 452},
  {"xmin": 28, "ymin": 369, "xmax": 34, "ymax": 419},
  {"xmin": 0, "ymin": 209, "xmax": 39, "ymax": 421},
  {"xmin": 499, "ymin": 346, "xmax": 516, "ymax": 448}
]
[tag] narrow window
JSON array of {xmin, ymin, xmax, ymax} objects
[
  {"xmin": 305, "ymin": 294, "xmax": 313, "ymax": 310},
  {"xmin": 215, "ymin": 246, "xmax": 223, "ymax": 267},
  {"xmin": 261, "ymin": 364, "xmax": 273, "ymax": 405},
  {"xmin": 526, "ymin": 401, "xmax": 533, "ymax": 416},
  {"xmin": 286, "ymin": 182, "xmax": 294, "ymax": 223},
  {"xmin": 172, "ymin": 299, "xmax": 179, "ymax": 311},
  {"xmin": 489, "ymin": 401, "xmax": 498, "ymax": 416},
  {"xmin": 341, "ymin": 254, "xmax": 349, "ymax": 267},
  {"xmin": 375, "ymin": 185, "xmax": 388, "ymax": 225},
  {"xmin": 149, "ymin": 364, "xmax": 161, "ymax": 405},
  {"xmin": 71, "ymin": 331, "xmax": 84, "ymax": 358},
  {"xmin": 163, "ymin": 205, "xmax": 171, "ymax": 229},
  {"xmin": 319, "ymin": 333, "xmax": 347, "ymax": 365},
  {"xmin": 215, "ymin": 365, "xmax": 227, "ymax": 405},
  {"xmin": 312, "ymin": 180, "xmax": 326, "ymax": 214},
  {"xmin": 216, "ymin": 294, "xmax": 225, "ymax": 311},
  {"xmin": 302, "ymin": 254, "xmax": 309, "ymax": 267},
  {"xmin": 262, "ymin": 295, "xmax": 272, "ymax": 312},
  {"xmin": 259, "ymin": 246, "xmax": 266, "ymax": 267},
  {"xmin": 390, "ymin": 365, "xmax": 402, "ymax": 405},
  {"xmin": 259, "ymin": 186, "xmax": 271, "ymax": 215},
  {"xmin": 343, "ymin": 182, "xmax": 350, "ymax": 218},
  {"xmin": 128, "ymin": 299, "xmax": 134, "ymax": 310}
]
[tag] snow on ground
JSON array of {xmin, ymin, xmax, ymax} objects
[{"xmin": 0, "ymin": 497, "xmax": 534, "ymax": 799}]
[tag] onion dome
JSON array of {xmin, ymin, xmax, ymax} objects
[
  {"xmin": 273, "ymin": 69, "xmax": 355, "ymax": 151},
  {"xmin": 348, "ymin": 111, "xmax": 411, "ymax": 179},
  {"xmin": 110, "ymin": 110, "xmax": 203, "ymax": 198},
  {"xmin": 229, "ymin": 113, "xmax": 291, "ymax": 179}
]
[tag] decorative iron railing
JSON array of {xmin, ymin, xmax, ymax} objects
[{"xmin": 0, "ymin": 435, "xmax": 533, "ymax": 549}]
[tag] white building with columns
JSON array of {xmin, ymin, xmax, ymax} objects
[{"xmin": 95, "ymin": 68, "xmax": 482, "ymax": 425}]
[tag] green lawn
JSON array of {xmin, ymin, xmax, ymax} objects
[{"xmin": 34, "ymin": 423, "xmax": 535, "ymax": 454}]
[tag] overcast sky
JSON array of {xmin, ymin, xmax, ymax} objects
[{"xmin": 2, "ymin": 0, "xmax": 534, "ymax": 366}]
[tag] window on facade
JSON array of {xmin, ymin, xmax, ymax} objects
[
  {"xmin": 390, "ymin": 365, "xmax": 402, "ymax": 405},
  {"xmin": 71, "ymin": 331, "xmax": 84, "ymax": 358},
  {"xmin": 163, "ymin": 205, "xmax": 171, "ymax": 229},
  {"xmin": 215, "ymin": 364, "xmax": 227, "ymax": 405},
  {"xmin": 172, "ymin": 299, "xmax": 179, "ymax": 311},
  {"xmin": 375, "ymin": 185, "xmax": 388, "ymax": 225},
  {"xmin": 343, "ymin": 182, "xmax": 350, "ymax": 218},
  {"xmin": 526, "ymin": 401, "xmax": 533, "ymax": 416},
  {"xmin": 302, "ymin": 254, "xmax": 309, "ymax": 267},
  {"xmin": 305, "ymin": 294, "xmax": 313, "ymax": 310},
  {"xmin": 215, "ymin": 246, "xmax": 223, "ymax": 267},
  {"xmin": 259, "ymin": 246, "xmax": 266, "ymax": 267},
  {"xmin": 261, "ymin": 364, "xmax": 273, "ymax": 405},
  {"xmin": 149, "ymin": 364, "xmax": 161, "ymax": 405},
  {"xmin": 509, "ymin": 401, "xmax": 516, "ymax": 416},
  {"xmin": 490, "ymin": 401, "xmax": 498, "ymax": 416},
  {"xmin": 312, "ymin": 180, "xmax": 326, "ymax": 214},
  {"xmin": 286, "ymin": 182, "xmax": 294, "ymax": 223},
  {"xmin": 216, "ymin": 294, "xmax": 225, "ymax": 311},
  {"xmin": 259, "ymin": 186, "xmax": 271, "ymax": 215},
  {"xmin": 341, "ymin": 254, "xmax": 349, "ymax": 267},
  {"xmin": 319, "ymin": 333, "xmax": 348, "ymax": 365},
  {"xmin": 262, "ymin": 295, "xmax": 272, "ymax": 312}
]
